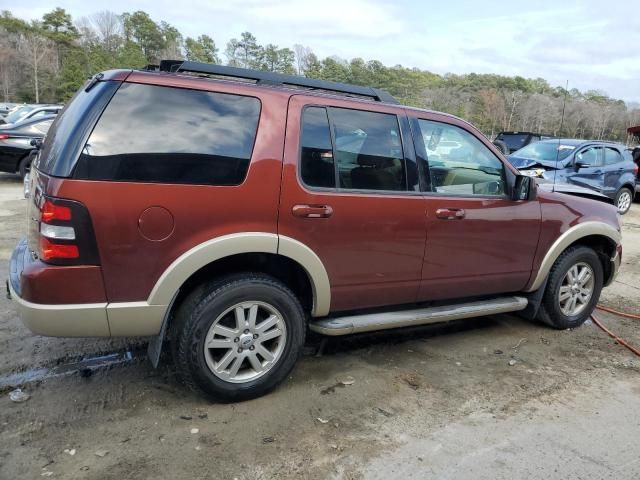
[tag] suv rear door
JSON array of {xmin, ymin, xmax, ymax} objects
[
  {"xmin": 279, "ymin": 96, "xmax": 427, "ymax": 312},
  {"xmin": 408, "ymin": 112, "xmax": 541, "ymax": 301}
]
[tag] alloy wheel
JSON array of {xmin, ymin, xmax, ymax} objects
[
  {"xmin": 617, "ymin": 190, "xmax": 631, "ymax": 213},
  {"xmin": 203, "ymin": 301, "xmax": 287, "ymax": 383},
  {"xmin": 558, "ymin": 262, "xmax": 595, "ymax": 316}
]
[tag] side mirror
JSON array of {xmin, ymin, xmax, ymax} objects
[
  {"xmin": 574, "ymin": 160, "xmax": 591, "ymax": 170},
  {"xmin": 511, "ymin": 174, "xmax": 536, "ymax": 201}
]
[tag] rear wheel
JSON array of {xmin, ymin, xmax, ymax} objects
[
  {"xmin": 536, "ymin": 246, "xmax": 603, "ymax": 329},
  {"xmin": 172, "ymin": 273, "xmax": 305, "ymax": 402},
  {"xmin": 615, "ymin": 187, "xmax": 633, "ymax": 214}
]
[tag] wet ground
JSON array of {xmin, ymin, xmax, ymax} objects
[{"xmin": 0, "ymin": 173, "xmax": 639, "ymax": 479}]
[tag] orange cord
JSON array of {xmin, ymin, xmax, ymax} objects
[
  {"xmin": 590, "ymin": 305, "xmax": 640, "ymax": 357},
  {"xmin": 595, "ymin": 304, "xmax": 640, "ymax": 320}
]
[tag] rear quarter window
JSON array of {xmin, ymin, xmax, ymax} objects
[{"xmin": 74, "ymin": 83, "xmax": 261, "ymax": 186}]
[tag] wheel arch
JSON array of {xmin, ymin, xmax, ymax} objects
[
  {"xmin": 525, "ymin": 221, "xmax": 621, "ymax": 292},
  {"xmin": 147, "ymin": 233, "xmax": 331, "ymax": 317}
]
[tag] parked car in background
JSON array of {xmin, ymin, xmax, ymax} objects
[
  {"xmin": 508, "ymin": 139, "xmax": 637, "ymax": 214},
  {"xmin": 493, "ymin": 131, "xmax": 553, "ymax": 155},
  {"xmin": 0, "ymin": 115, "xmax": 55, "ymax": 178},
  {"xmin": 8, "ymin": 62, "xmax": 622, "ymax": 402},
  {"xmin": 0, "ymin": 103, "xmax": 18, "ymax": 118},
  {"xmin": 0, "ymin": 104, "xmax": 62, "ymax": 127}
]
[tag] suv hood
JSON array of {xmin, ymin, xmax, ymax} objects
[
  {"xmin": 537, "ymin": 182, "xmax": 615, "ymax": 205},
  {"xmin": 507, "ymin": 155, "xmax": 567, "ymax": 170}
]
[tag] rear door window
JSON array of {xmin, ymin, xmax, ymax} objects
[
  {"xmin": 604, "ymin": 147, "xmax": 622, "ymax": 165},
  {"xmin": 330, "ymin": 108, "xmax": 406, "ymax": 191},
  {"xmin": 299, "ymin": 106, "xmax": 408, "ymax": 192},
  {"xmin": 75, "ymin": 83, "xmax": 261, "ymax": 185}
]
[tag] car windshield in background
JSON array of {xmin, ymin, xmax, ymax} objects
[
  {"xmin": 513, "ymin": 142, "xmax": 575, "ymax": 162},
  {"xmin": 3, "ymin": 106, "xmax": 35, "ymax": 124},
  {"xmin": 496, "ymin": 133, "xmax": 529, "ymax": 150}
]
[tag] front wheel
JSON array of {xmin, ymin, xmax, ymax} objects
[
  {"xmin": 615, "ymin": 187, "xmax": 633, "ymax": 214},
  {"xmin": 172, "ymin": 274, "xmax": 305, "ymax": 402},
  {"xmin": 536, "ymin": 246, "xmax": 603, "ymax": 329}
]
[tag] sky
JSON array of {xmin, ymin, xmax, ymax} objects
[{"xmin": 8, "ymin": 0, "xmax": 640, "ymax": 103}]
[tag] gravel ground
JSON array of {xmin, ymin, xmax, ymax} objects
[{"xmin": 0, "ymin": 172, "xmax": 639, "ymax": 479}]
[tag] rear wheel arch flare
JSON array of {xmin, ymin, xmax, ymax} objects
[{"xmin": 148, "ymin": 233, "xmax": 331, "ymax": 317}]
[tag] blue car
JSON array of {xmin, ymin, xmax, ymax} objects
[{"xmin": 508, "ymin": 139, "xmax": 638, "ymax": 214}]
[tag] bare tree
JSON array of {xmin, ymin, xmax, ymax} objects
[
  {"xmin": 18, "ymin": 32, "xmax": 55, "ymax": 103},
  {"xmin": 0, "ymin": 29, "xmax": 20, "ymax": 101},
  {"xmin": 90, "ymin": 11, "xmax": 122, "ymax": 53},
  {"xmin": 293, "ymin": 44, "xmax": 312, "ymax": 75}
]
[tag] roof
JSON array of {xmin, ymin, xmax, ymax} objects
[{"xmin": 536, "ymin": 138, "xmax": 623, "ymax": 147}]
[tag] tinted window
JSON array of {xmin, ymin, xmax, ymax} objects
[
  {"xmin": 604, "ymin": 147, "xmax": 622, "ymax": 165},
  {"xmin": 496, "ymin": 133, "xmax": 529, "ymax": 150},
  {"xmin": 300, "ymin": 107, "xmax": 335, "ymax": 188},
  {"xmin": 39, "ymin": 79, "xmax": 121, "ymax": 176},
  {"xmin": 75, "ymin": 83, "xmax": 261, "ymax": 185},
  {"xmin": 330, "ymin": 108, "xmax": 405, "ymax": 191},
  {"xmin": 418, "ymin": 120, "xmax": 505, "ymax": 196}
]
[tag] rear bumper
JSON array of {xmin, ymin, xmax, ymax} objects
[
  {"xmin": 9, "ymin": 238, "xmax": 110, "ymax": 336},
  {"xmin": 8, "ymin": 238, "xmax": 166, "ymax": 337}
]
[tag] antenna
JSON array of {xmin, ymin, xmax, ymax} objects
[{"xmin": 553, "ymin": 80, "xmax": 569, "ymax": 193}]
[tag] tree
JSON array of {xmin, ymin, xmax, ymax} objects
[
  {"xmin": 122, "ymin": 11, "xmax": 164, "ymax": 63},
  {"xmin": 293, "ymin": 44, "xmax": 313, "ymax": 75},
  {"xmin": 226, "ymin": 32, "xmax": 261, "ymax": 69},
  {"xmin": 185, "ymin": 35, "xmax": 219, "ymax": 63},
  {"xmin": 89, "ymin": 11, "xmax": 122, "ymax": 54},
  {"xmin": 19, "ymin": 31, "xmax": 56, "ymax": 103},
  {"xmin": 260, "ymin": 44, "xmax": 295, "ymax": 74}
]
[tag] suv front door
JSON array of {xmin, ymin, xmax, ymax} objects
[
  {"xmin": 570, "ymin": 146, "xmax": 604, "ymax": 193},
  {"xmin": 409, "ymin": 113, "xmax": 542, "ymax": 301},
  {"xmin": 280, "ymin": 96, "xmax": 427, "ymax": 312}
]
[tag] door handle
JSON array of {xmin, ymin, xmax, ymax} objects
[
  {"xmin": 435, "ymin": 208, "xmax": 465, "ymax": 220},
  {"xmin": 292, "ymin": 204, "xmax": 333, "ymax": 218}
]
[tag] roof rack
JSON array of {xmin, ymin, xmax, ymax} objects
[{"xmin": 145, "ymin": 60, "xmax": 399, "ymax": 104}]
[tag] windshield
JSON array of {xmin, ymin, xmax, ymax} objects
[
  {"xmin": 4, "ymin": 106, "xmax": 35, "ymax": 124},
  {"xmin": 512, "ymin": 142, "xmax": 575, "ymax": 162}
]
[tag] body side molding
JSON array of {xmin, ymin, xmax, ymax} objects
[{"xmin": 525, "ymin": 221, "xmax": 621, "ymax": 292}]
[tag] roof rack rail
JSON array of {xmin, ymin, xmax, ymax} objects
[{"xmin": 150, "ymin": 60, "xmax": 399, "ymax": 104}]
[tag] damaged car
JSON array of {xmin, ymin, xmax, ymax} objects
[{"xmin": 507, "ymin": 139, "xmax": 637, "ymax": 214}]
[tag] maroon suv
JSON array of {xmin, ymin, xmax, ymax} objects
[{"xmin": 8, "ymin": 61, "xmax": 622, "ymax": 401}]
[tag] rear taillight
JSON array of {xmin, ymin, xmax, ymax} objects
[
  {"xmin": 633, "ymin": 164, "xmax": 639, "ymax": 175},
  {"xmin": 37, "ymin": 196, "xmax": 99, "ymax": 265},
  {"xmin": 0, "ymin": 134, "xmax": 9, "ymax": 140}
]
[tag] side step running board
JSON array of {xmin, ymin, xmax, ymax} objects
[{"xmin": 309, "ymin": 296, "xmax": 528, "ymax": 336}]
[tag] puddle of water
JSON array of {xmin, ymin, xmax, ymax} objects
[{"xmin": 0, "ymin": 351, "xmax": 136, "ymax": 389}]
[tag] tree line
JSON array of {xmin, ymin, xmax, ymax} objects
[{"xmin": 1, "ymin": 8, "xmax": 638, "ymax": 143}]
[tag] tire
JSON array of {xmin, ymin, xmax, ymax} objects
[
  {"xmin": 172, "ymin": 273, "xmax": 306, "ymax": 402},
  {"xmin": 18, "ymin": 155, "xmax": 32, "ymax": 179},
  {"xmin": 493, "ymin": 140, "xmax": 509, "ymax": 155},
  {"xmin": 615, "ymin": 187, "xmax": 633, "ymax": 214},
  {"xmin": 536, "ymin": 246, "xmax": 603, "ymax": 329}
]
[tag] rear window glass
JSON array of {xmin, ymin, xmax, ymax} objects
[
  {"xmin": 74, "ymin": 83, "xmax": 261, "ymax": 185},
  {"xmin": 496, "ymin": 133, "xmax": 529, "ymax": 150}
]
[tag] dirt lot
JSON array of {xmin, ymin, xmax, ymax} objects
[{"xmin": 1, "ymin": 173, "xmax": 639, "ymax": 479}]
